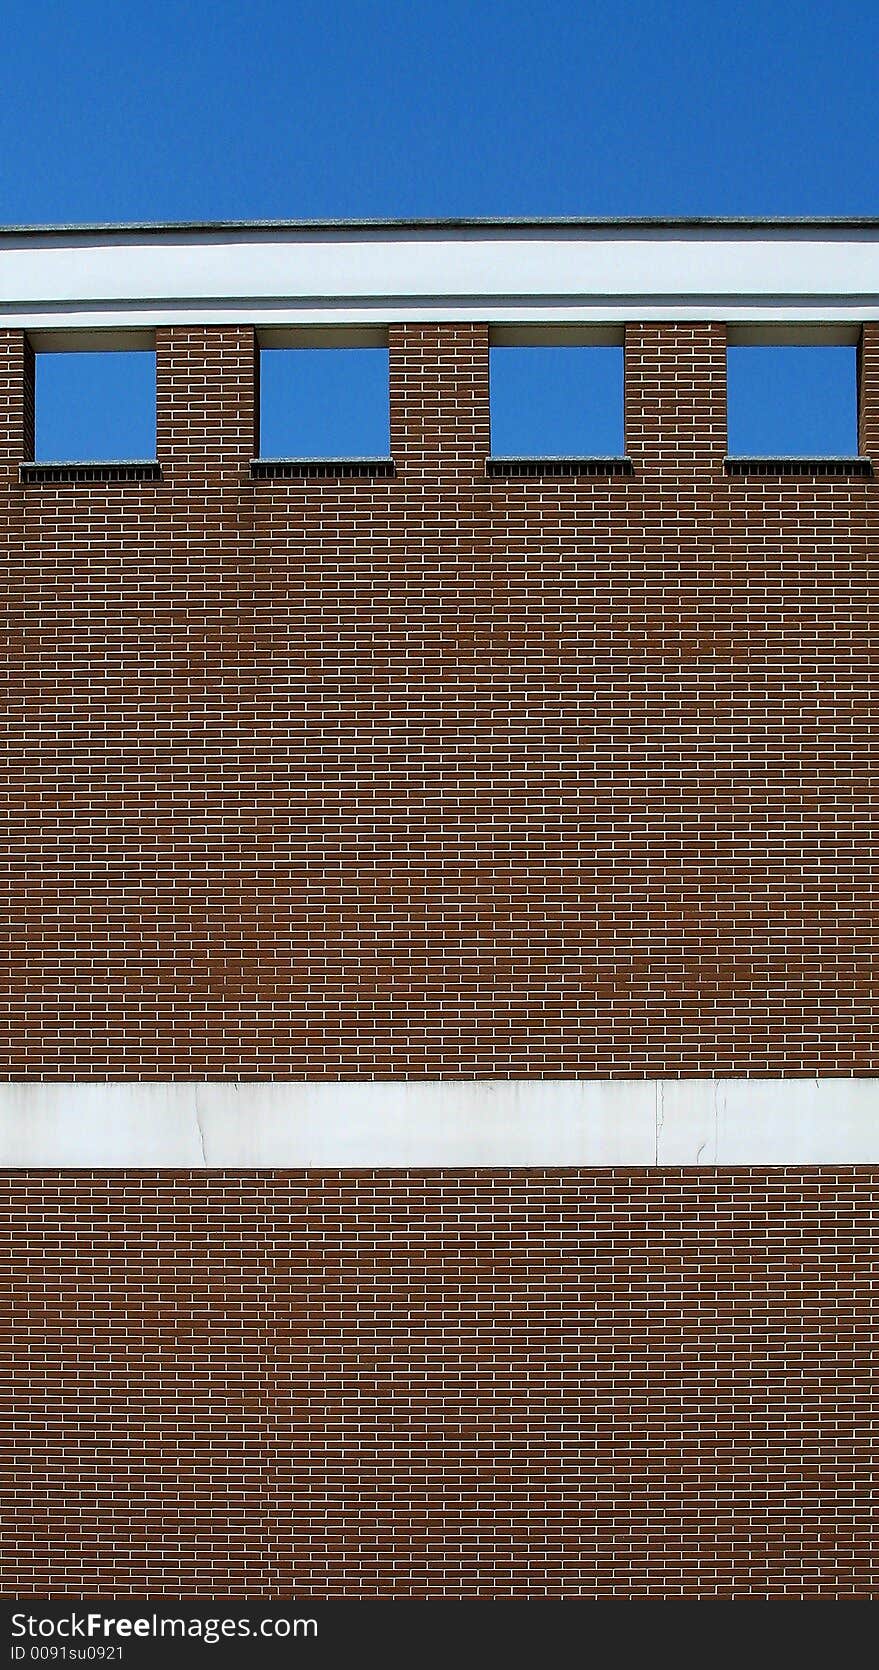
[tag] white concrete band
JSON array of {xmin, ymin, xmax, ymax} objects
[
  {"xmin": 0, "ymin": 1080, "xmax": 876, "ymax": 1168},
  {"xmin": 2, "ymin": 221, "xmax": 879, "ymax": 332}
]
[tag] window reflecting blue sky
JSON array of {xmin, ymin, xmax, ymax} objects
[
  {"xmin": 259, "ymin": 348, "xmax": 390, "ymax": 458},
  {"xmin": 726, "ymin": 346, "xmax": 858, "ymax": 456},
  {"xmin": 35, "ymin": 353, "xmax": 156, "ymax": 461}
]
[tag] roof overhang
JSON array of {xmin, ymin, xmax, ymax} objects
[{"xmin": 1, "ymin": 218, "xmax": 878, "ymax": 335}]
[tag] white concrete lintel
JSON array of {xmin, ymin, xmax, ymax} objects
[{"xmin": 0, "ymin": 1079, "xmax": 876, "ymax": 1169}]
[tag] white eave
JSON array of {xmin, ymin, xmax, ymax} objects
[{"xmin": 0, "ymin": 217, "xmax": 878, "ymax": 335}]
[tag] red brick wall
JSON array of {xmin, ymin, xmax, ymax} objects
[
  {"xmin": 2, "ymin": 322, "xmax": 877, "ymax": 1600},
  {"xmin": 1, "ymin": 1169, "xmax": 874, "ymax": 1599},
  {"xmin": 1, "ymin": 321, "xmax": 876, "ymax": 1075}
]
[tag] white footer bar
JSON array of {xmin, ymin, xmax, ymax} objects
[{"xmin": 0, "ymin": 1079, "xmax": 877, "ymax": 1167}]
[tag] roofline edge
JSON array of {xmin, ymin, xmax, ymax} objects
[{"xmin": 3, "ymin": 215, "xmax": 879, "ymax": 239}]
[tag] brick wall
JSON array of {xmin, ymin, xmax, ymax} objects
[
  {"xmin": 1, "ymin": 1169, "xmax": 874, "ymax": 1598},
  {"xmin": 1, "ymin": 322, "xmax": 876, "ymax": 1599},
  {"xmin": 1, "ymin": 321, "xmax": 876, "ymax": 1075}
]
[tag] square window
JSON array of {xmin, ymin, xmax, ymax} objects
[
  {"xmin": 34, "ymin": 349, "xmax": 156, "ymax": 462},
  {"xmin": 490, "ymin": 343, "xmax": 625, "ymax": 457},
  {"xmin": 259, "ymin": 344, "xmax": 390, "ymax": 458},
  {"xmin": 726, "ymin": 344, "xmax": 859, "ymax": 457}
]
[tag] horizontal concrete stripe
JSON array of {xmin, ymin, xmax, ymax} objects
[
  {"xmin": 0, "ymin": 1080, "xmax": 877, "ymax": 1168},
  {"xmin": 3, "ymin": 225, "xmax": 879, "ymax": 331}
]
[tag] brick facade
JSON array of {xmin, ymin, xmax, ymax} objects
[
  {"xmin": 2, "ymin": 321, "xmax": 876, "ymax": 1076},
  {"xmin": 1, "ymin": 316, "xmax": 877, "ymax": 1598},
  {"xmin": 1, "ymin": 1169, "xmax": 874, "ymax": 1598}
]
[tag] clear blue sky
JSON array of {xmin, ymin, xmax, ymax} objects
[{"xmin": 8, "ymin": 0, "xmax": 875, "ymax": 459}]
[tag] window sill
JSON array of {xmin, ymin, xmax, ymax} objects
[
  {"xmin": 20, "ymin": 460, "xmax": 162, "ymax": 484},
  {"xmin": 725, "ymin": 455, "xmax": 873, "ymax": 478},
  {"xmin": 251, "ymin": 457, "xmax": 395, "ymax": 480},
  {"xmin": 486, "ymin": 455, "xmax": 633, "ymax": 478}
]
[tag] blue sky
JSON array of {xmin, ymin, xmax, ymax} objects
[
  {"xmin": 3, "ymin": 0, "xmax": 877, "ymax": 223},
  {"xmin": 8, "ymin": 0, "xmax": 875, "ymax": 459}
]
